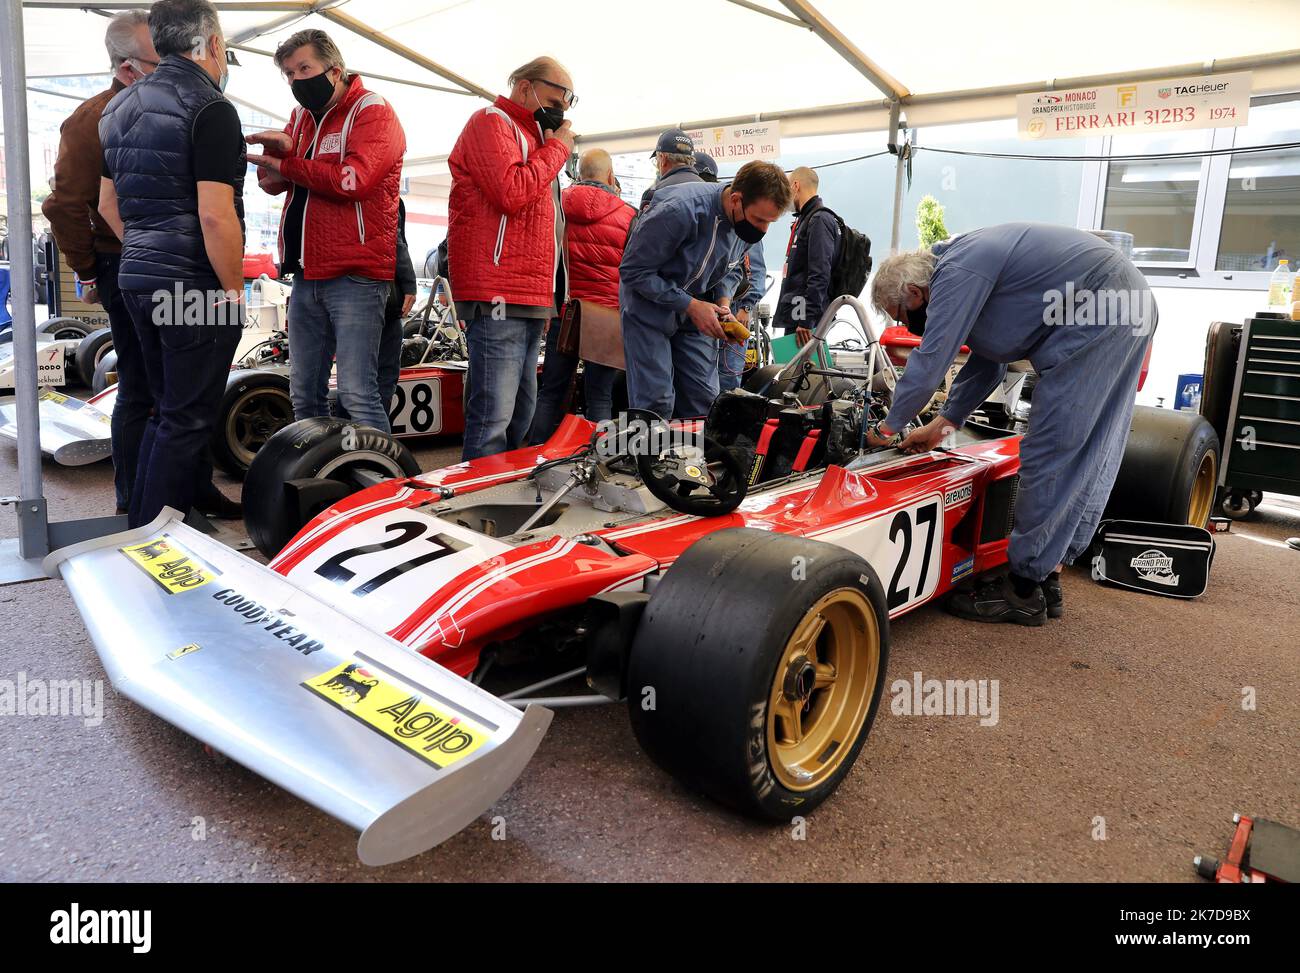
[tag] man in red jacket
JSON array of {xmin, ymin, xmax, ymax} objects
[
  {"xmin": 529, "ymin": 148, "xmax": 634, "ymax": 443},
  {"xmin": 447, "ymin": 56, "xmax": 577, "ymax": 460},
  {"xmin": 246, "ymin": 29, "xmax": 406, "ymax": 433}
]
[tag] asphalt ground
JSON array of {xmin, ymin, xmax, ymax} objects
[{"xmin": 1, "ymin": 418, "xmax": 1297, "ymax": 882}]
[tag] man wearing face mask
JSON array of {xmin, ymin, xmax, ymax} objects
[
  {"xmin": 97, "ymin": 0, "xmax": 246, "ymax": 527},
  {"xmin": 620, "ymin": 160, "xmax": 791, "ymax": 418},
  {"xmin": 446, "ymin": 57, "xmax": 577, "ymax": 460},
  {"xmin": 245, "ymin": 29, "xmax": 407, "ymax": 434},
  {"xmin": 865, "ymin": 223, "xmax": 1155, "ymax": 626}
]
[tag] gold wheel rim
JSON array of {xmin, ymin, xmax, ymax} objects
[
  {"xmin": 766, "ymin": 587, "xmax": 880, "ymax": 792},
  {"xmin": 1188, "ymin": 449, "xmax": 1217, "ymax": 526}
]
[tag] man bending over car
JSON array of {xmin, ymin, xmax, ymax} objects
[{"xmin": 865, "ymin": 223, "xmax": 1155, "ymax": 626}]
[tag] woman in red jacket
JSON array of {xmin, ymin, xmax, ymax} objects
[{"xmin": 529, "ymin": 149, "xmax": 635, "ymax": 444}]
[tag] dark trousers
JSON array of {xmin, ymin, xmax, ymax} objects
[
  {"xmin": 96, "ymin": 252, "xmax": 150, "ymax": 511},
  {"xmin": 122, "ymin": 287, "xmax": 242, "ymax": 527}
]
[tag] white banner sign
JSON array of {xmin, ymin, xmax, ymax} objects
[
  {"xmin": 1017, "ymin": 71, "xmax": 1251, "ymax": 140},
  {"xmin": 682, "ymin": 121, "xmax": 782, "ymax": 163}
]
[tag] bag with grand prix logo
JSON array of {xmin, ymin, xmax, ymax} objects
[{"xmin": 1090, "ymin": 519, "xmax": 1216, "ymax": 599}]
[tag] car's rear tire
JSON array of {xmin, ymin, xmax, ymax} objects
[
  {"xmin": 1103, "ymin": 405, "xmax": 1220, "ymax": 527},
  {"xmin": 211, "ymin": 369, "xmax": 293, "ymax": 479},
  {"xmin": 627, "ymin": 527, "xmax": 889, "ymax": 821},
  {"xmin": 91, "ymin": 349, "xmax": 119, "ymax": 395},
  {"xmin": 36, "ymin": 317, "xmax": 94, "ymax": 343},
  {"xmin": 75, "ymin": 327, "xmax": 114, "ymax": 387},
  {"xmin": 242, "ymin": 417, "xmax": 420, "ymax": 558}
]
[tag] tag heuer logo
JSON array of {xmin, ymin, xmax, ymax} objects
[
  {"xmin": 1131, "ymin": 549, "xmax": 1179, "ymax": 586},
  {"xmin": 1158, "ymin": 87, "xmax": 1171, "ymax": 99}
]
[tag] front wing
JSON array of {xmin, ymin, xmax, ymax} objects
[
  {"xmin": 45, "ymin": 510, "xmax": 552, "ymax": 865},
  {"xmin": 0, "ymin": 389, "xmax": 113, "ymax": 465}
]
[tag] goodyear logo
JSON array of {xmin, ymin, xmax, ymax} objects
[
  {"xmin": 121, "ymin": 535, "xmax": 219, "ymax": 594},
  {"xmin": 303, "ymin": 661, "xmax": 490, "ymax": 769}
]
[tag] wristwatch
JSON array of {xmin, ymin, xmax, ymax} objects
[{"xmin": 867, "ymin": 419, "xmax": 902, "ymax": 447}]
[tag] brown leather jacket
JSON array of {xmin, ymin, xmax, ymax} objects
[{"xmin": 41, "ymin": 79, "xmax": 124, "ymax": 281}]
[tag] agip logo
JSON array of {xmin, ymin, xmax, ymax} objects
[
  {"xmin": 1131, "ymin": 549, "xmax": 1179, "ymax": 586},
  {"xmin": 120, "ymin": 535, "xmax": 219, "ymax": 594}
]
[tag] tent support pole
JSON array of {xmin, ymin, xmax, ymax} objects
[
  {"xmin": 889, "ymin": 100, "xmax": 905, "ymax": 255},
  {"xmin": 1, "ymin": 0, "xmax": 49, "ymax": 559}
]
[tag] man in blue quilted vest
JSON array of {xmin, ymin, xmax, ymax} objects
[{"xmin": 98, "ymin": 0, "xmax": 246, "ymax": 528}]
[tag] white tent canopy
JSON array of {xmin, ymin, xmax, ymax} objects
[{"xmin": 16, "ymin": 0, "xmax": 1300, "ymax": 165}]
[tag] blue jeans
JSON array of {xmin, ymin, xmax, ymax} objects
[
  {"xmin": 289, "ymin": 275, "xmax": 390, "ymax": 432},
  {"xmin": 528, "ymin": 320, "xmax": 620, "ymax": 444},
  {"xmin": 463, "ymin": 313, "xmax": 543, "ymax": 460},
  {"xmin": 122, "ymin": 287, "xmax": 242, "ymax": 527}
]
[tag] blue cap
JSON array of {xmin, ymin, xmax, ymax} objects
[
  {"xmin": 693, "ymin": 151, "xmax": 718, "ymax": 180},
  {"xmin": 651, "ymin": 128, "xmax": 694, "ymax": 157}
]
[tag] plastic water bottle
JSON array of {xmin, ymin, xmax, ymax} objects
[{"xmin": 1267, "ymin": 259, "xmax": 1293, "ymax": 307}]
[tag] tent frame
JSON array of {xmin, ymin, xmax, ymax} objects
[{"xmin": 5, "ymin": 0, "xmax": 1300, "ymax": 571}]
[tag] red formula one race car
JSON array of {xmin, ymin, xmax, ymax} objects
[{"xmin": 45, "ymin": 297, "xmax": 1219, "ymax": 865}]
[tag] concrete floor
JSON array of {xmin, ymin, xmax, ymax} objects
[{"xmin": 1, "ymin": 426, "xmax": 1297, "ymax": 882}]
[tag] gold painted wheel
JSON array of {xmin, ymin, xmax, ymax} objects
[
  {"xmin": 1188, "ymin": 448, "xmax": 1217, "ymax": 526},
  {"xmin": 767, "ymin": 587, "xmax": 881, "ymax": 792}
]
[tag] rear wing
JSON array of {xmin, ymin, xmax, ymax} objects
[{"xmin": 45, "ymin": 510, "xmax": 551, "ymax": 865}]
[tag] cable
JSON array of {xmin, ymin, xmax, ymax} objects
[{"xmin": 915, "ymin": 140, "xmax": 1300, "ymax": 163}]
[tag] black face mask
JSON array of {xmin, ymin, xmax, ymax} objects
[
  {"xmin": 731, "ymin": 200, "xmax": 766, "ymax": 245},
  {"xmin": 534, "ymin": 104, "xmax": 565, "ymax": 133},
  {"xmin": 904, "ymin": 296, "xmax": 928, "ymax": 337},
  {"xmin": 292, "ymin": 70, "xmax": 337, "ymax": 113}
]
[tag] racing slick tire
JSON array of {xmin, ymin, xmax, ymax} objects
[
  {"xmin": 243, "ymin": 417, "xmax": 420, "ymax": 558},
  {"xmin": 1103, "ymin": 404, "xmax": 1220, "ymax": 527},
  {"xmin": 628, "ymin": 527, "xmax": 890, "ymax": 821},
  {"xmin": 37, "ymin": 317, "xmax": 95, "ymax": 343},
  {"xmin": 212, "ymin": 369, "xmax": 294, "ymax": 479},
  {"xmin": 91, "ymin": 349, "xmax": 118, "ymax": 395},
  {"xmin": 75, "ymin": 327, "xmax": 114, "ymax": 387}
]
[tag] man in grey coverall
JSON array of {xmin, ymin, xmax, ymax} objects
[{"xmin": 866, "ymin": 223, "xmax": 1155, "ymax": 626}]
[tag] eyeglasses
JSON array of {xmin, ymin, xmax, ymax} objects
[
  {"xmin": 533, "ymin": 77, "xmax": 578, "ymax": 109},
  {"xmin": 130, "ymin": 56, "xmax": 160, "ymax": 69}
]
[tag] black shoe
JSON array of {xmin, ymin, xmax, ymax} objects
[
  {"xmin": 946, "ymin": 573, "xmax": 1047, "ymax": 627},
  {"xmin": 196, "ymin": 492, "xmax": 242, "ymax": 520},
  {"xmin": 1042, "ymin": 572, "xmax": 1063, "ymax": 619}
]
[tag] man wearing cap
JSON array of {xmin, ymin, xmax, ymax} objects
[
  {"xmin": 639, "ymin": 128, "xmax": 702, "ymax": 213},
  {"xmin": 694, "ymin": 151, "xmax": 719, "ymax": 183}
]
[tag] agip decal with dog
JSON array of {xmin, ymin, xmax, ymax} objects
[
  {"xmin": 303, "ymin": 660, "xmax": 493, "ymax": 770},
  {"xmin": 120, "ymin": 535, "xmax": 220, "ymax": 594}
]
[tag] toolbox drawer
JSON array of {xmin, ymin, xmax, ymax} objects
[{"xmin": 1224, "ymin": 317, "xmax": 1300, "ymax": 491}]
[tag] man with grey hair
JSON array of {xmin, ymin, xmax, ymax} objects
[
  {"xmin": 98, "ymin": 0, "xmax": 247, "ymax": 526},
  {"xmin": 866, "ymin": 222, "xmax": 1155, "ymax": 626},
  {"xmin": 638, "ymin": 128, "xmax": 700, "ymax": 213},
  {"xmin": 447, "ymin": 56, "xmax": 577, "ymax": 459},
  {"xmin": 41, "ymin": 10, "xmax": 159, "ymax": 515}
]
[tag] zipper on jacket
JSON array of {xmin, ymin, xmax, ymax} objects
[
  {"xmin": 300, "ymin": 101, "xmax": 339, "ymax": 272},
  {"xmin": 355, "ymin": 202, "xmax": 366, "ymax": 244},
  {"xmin": 493, "ymin": 215, "xmax": 507, "ymax": 266},
  {"xmin": 683, "ymin": 216, "xmax": 721, "ymax": 292}
]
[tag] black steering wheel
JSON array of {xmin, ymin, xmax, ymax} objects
[{"xmin": 636, "ymin": 435, "xmax": 747, "ymax": 516}]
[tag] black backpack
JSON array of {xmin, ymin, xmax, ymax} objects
[{"xmin": 803, "ymin": 204, "xmax": 873, "ymax": 300}]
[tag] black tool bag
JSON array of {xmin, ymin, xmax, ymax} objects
[{"xmin": 1090, "ymin": 520, "xmax": 1216, "ymax": 598}]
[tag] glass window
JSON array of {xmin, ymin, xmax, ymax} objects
[
  {"xmin": 1101, "ymin": 130, "xmax": 1208, "ymax": 263},
  {"xmin": 1217, "ymin": 100, "xmax": 1300, "ymax": 272}
]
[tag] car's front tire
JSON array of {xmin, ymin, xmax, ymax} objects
[
  {"xmin": 627, "ymin": 527, "xmax": 890, "ymax": 821},
  {"xmin": 242, "ymin": 417, "xmax": 420, "ymax": 558}
]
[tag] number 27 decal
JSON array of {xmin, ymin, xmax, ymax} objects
[
  {"xmin": 885, "ymin": 500, "xmax": 940, "ymax": 611},
  {"xmin": 315, "ymin": 521, "xmax": 466, "ymax": 598}
]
